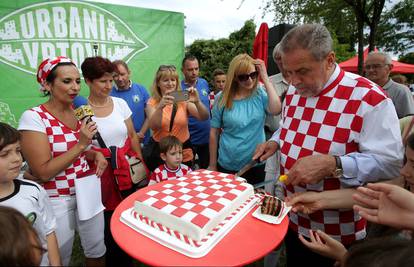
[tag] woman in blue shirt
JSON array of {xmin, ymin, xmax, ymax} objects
[{"xmin": 209, "ymin": 53, "xmax": 281, "ymax": 185}]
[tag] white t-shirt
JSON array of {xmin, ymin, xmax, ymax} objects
[
  {"xmin": 0, "ymin": 179, "xmax": 56, "ymax": 266},
  {"xmin": 92, "ymin": 97, "xmax": 132, "ymax": 148}
]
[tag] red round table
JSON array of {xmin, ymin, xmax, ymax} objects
[{"xmin": 111, "ymin": 186, "xmax": 289, "ymax": 266}]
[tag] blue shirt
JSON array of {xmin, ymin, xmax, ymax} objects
[
  {"xmin": 211, "ymin": 86, "xmax": 268, "ymax": 171},
  {"xmin": 111, "ymin": 82, "xmax": 150, "ymax": 144},
  {"xmin": 181, "ymin": 78, "xmax": 211, "ymax": 145}
]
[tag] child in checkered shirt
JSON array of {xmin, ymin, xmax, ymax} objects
[{"xmin": 149, "ymin": 135, "xmax": 192, "ymax": 185}]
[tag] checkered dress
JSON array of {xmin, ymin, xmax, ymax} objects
[
  {"xmin": 32, "ymin": 105, "xmax": 90, "ymax": 198},
  {"xmin": 281, "ymin": 69, "xmax": 387, "ymax": 244},
  {"xmin": 149, "ymin": 164, "xmax": 192, "ymax": 185}
]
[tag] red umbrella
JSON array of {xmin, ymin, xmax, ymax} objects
[{"xmin": 253, "ymin": 23, "xmax": 269, "ymax": 67}]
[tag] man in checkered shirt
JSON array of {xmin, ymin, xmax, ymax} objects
[{"xmin": 254, "ymin": 24, "xmax": 403, "ymax": 266}]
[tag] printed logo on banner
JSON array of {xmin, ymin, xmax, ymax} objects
[{"xmin": 0, "ymin": 0, "xmax": 148, "ymax": 75}]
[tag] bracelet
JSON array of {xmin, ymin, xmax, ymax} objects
[{"xmin": 191, "ymin": 100, "xmax": 200, "ymax": 104}]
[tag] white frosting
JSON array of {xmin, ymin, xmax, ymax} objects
[{"xmin": 134, "ymin": 171, "xmax": 254, "ymax": 241}]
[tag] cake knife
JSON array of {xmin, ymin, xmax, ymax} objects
[{"xmin": 236, "ymin": 159, "xmax": 260, "ymax": 178}]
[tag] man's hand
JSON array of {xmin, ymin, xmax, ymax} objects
[
  {"xmin": 286, "ymin": 154, "xmax": 336, "ymax": 186},
  {"xmin": 285, "ymin": 191, "xmax": 324, "ymax": 214},
  {"xmin": 253, "ymin": 140, "xmax": 278, "ymax": 162}
]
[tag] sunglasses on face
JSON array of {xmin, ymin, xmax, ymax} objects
[
  {"xmin": 237, "ymin": 71, "xmax": 258, "ymax": 82},
  {"xmin": 158, "ymin": 65, "xmax": 176, "ymax": 71}
]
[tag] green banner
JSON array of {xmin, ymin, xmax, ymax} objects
[{"xmin": 0, "ymin": 0, "xmax": 184, "ymax": 127}]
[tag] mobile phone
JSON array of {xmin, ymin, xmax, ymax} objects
[{"xmin": 169, "ymin": 90, "xmax": 189, "ymax": 102}]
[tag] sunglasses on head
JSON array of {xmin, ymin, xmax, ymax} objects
[
  {"xmin": 158, "ymin": 65, "xmax": 176, "ymax": 71},
  {"xmin": 237, "ymin": 71, "xmax": 258, "ymax": 82}
]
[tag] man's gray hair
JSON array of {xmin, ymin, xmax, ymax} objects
[
  {"xmin": 367, "ymin": 51, "xmax": 392, "ymax": 65},
  {"xmin": 272, "ymin": 43, "xmax": 281, "ymax": 62},
  {"xmin": 280, "ymin": 24, "xmax": 333, "ymax": 61}
]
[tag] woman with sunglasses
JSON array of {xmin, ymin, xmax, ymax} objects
[
  {"xmin": 209, "ymin": 54, "xmax": 281, "ymax": 185},
  {"xmin": 145, "ymin": 65, "xmax": 209, "ymax": 171}
]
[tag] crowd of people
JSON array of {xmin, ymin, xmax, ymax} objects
[{"xmin": 1, "ymin": 23, "xmax": 414, "ymax": 267}]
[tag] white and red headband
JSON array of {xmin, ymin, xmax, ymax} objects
[{"xmin": 37, "ymin": 56, "xmax": 75, "ymax": 91}]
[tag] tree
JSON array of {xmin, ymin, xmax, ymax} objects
[
  {"xmin": 263, "ymin": 0, "xmax": 387, "ymax": 74},
  {"xmin": 186, "ymin": 20, "xmax": 256, "ymax": 83},
  {"xmin": 377, "ymin": 0, "xmax": 414, "ymax": 54}
]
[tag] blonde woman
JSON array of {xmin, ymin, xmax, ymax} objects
[
  {"xmin": 209, "ymin": 54, "xmax": 281, "ymax": 185},
  {"xmin": 144, "ymin": 65, "xmax": 209, "ymax": 171}
]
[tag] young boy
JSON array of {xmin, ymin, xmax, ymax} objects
[
  {"xmin": 149, "ymin": 135, "xmax": 192, "ymax": 185},
  {"xmin": 0, "ymin": 122, "xmax": 61, "ymax": 266},
  {"xmin": 209, "ymin": 68, "xmax": 226, "ymax": 109}
]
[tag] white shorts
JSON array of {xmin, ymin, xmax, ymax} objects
[{"xmin": 50, "ymin": 196, "xmax": 106, "ymax": 266}]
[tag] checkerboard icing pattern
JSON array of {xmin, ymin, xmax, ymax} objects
[
  {"xmin": 135, "ymin": 170, "xmax": 250, "ymax": 230},
  {"xmin": 132, "ymin": 195, "xmax": 255, "ymax": 247}
]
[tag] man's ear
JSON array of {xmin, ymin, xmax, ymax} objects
[
  {"xmin": 160, "ymin": 153, "xmax": 167, "ymax": 161},
  {"xmin": 326, "ymin": 51, "xmax": 336, "ymax": 66},
  {"xmin": 388, "ymin": 64, "xmax": 394, "ymax": 71}
]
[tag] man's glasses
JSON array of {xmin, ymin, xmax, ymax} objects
[
  {"xmin": 364, "ymin": 64, "xmax": 389, "ymax": 70},
  {"xmin": 158, "ymin": 65, "xmax": 176, "ymax": 71},
  {"xmin": 237, "ymin": 71, "xmax": 258, "ymax": 82}
]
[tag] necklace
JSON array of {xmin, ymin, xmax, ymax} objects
[{"xmin": 88, "ymin": 97, "xmax": 109, "ymax": 108}]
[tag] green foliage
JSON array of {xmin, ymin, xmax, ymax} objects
[
  {"xmin": 377, "ymin": 0, "xmax": 414, "ymax": 54},
  {"xmin": 263, "ymin": 0, "xmax": 357, "ymax": 50},
  {"xmin": 186, "ymin": 20, "xmax": 256, "ymax": 84},
  {"xmin": 332, "ymin": 33, "xmax": 355, "ymax": 63}
]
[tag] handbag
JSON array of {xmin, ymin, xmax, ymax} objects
[
  {"xmin": 96, "ymin": 133, "xmax": 149, "ymax": 191},
  {"xmin": 109, "ymin": 144, "xmax": 148, "ymax": 186}
]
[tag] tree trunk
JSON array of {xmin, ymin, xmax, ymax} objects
[{"xmin": 357, "ymin": 18, "xmax": 364, "ymax": 75}]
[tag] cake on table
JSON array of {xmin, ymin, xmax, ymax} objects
[{"xmin": 133, "ymin": 170, "xmax": 255, "ymax": 243}]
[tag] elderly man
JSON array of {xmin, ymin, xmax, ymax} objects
[
  {"xmin": 365, "ymin": 51, "xmax": 414, "ymax": 118},
  {"xmin": 254, "ymin": 24, "xmax": 403, "ymax": 266}
]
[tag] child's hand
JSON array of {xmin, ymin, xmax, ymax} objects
[{"xmin": 299, "ymin": 230, "xmax": 347, "ymax": 262}]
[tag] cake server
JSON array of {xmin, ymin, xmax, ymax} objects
[{"xmin": 236, "ymin": 159, "xmax": 260, "ymax": 178}]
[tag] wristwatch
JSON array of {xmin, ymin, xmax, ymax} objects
[{"xmin": 333, "ymin": 155, "xmax": 343, "ymax": 178}]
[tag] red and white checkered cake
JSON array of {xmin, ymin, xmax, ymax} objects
[{"xmin": 134, "ymin": 170, "xmax": 254, "ymax": 242}]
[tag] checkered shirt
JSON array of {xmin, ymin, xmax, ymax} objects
[
  {"xmin": 138, "ymin": 170, "xmax": 250, "ymax": 230},
  {"xmin": 281, "ymin": 69, "xmax": 387, "ymax": 244},
  {"xmin": 32, "ymin": 106, "xmax": 90, "ymax": 198},
  {"xmin": 149, "ymin": 164, "xmax": 192, "ymax": 185},
  {"xmin": 209, "ymin": 92, "xmax": 216, "ymax": 110}
]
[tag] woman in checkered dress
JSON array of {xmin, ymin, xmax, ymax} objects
[
  {"xmin": 18, "ymin": 57, "xmax": 107, "ymax": 266},
  {"xmin": 209, "ymin": 54, "xmax": 281, "ymax": 185}
]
